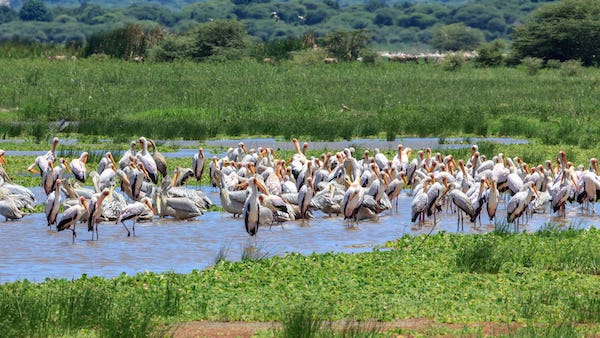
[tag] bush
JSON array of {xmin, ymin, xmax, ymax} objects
[
  {"xmin": 359, "ymin": 48, "xmax": 379, "ymax": 64},
  {"xmin": 560, "ymin": 59, "xmax": 583, "ymax": 77},
  {"xmin": 289, "ymin": 48, "xmax": 328, "ymax": 65},
  {"xmin": 521, "ymin": 57, "xmax": 543, "ymax": 76},
  {"xmin": 440, "ymin": 52, "xmax": 465, "ymax": 71},
  {"xmin": 474, "ymin": 40, "xmax": 505, "ymax": 67},
  {"xmin": 545, "ymin": 59, "xmax": 561, "ymax": 69}
]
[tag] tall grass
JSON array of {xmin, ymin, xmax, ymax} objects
[
  {"xmin": 454, "ymin": 228, "xmax": 599, "ymax": 275},
  {"xmin": 0, "ymin": 230, "xmax": 597, "ymax": 335},
  {"xmin": 0, "ymin": 274, "xmax": 181, "ymax": 337},
  {"xmin": 280, "ymin": 304, "xmax": 326, "ymax": 338},
  {"xmin": 1, "ymin": 59, "xmax": 599, "ymax": 145}
]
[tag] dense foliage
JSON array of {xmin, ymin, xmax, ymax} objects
[
  {"xmin": 0, "ymin": 59, "xmax": 599, "ymax": 147},
  {"xmin": 0, "ymin": 0, "xmax": 558, "ymax": 51},
  {"xmin": 0, "ymin": 229, "xmax": 597, "ymax": 336},
  {"xmin": 512, "ymin": 0, "xmax": 600, "ymax": 66}
]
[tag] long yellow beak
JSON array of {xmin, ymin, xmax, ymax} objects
[{"xmin": 255, "ymin": 178, "xmax": 269, "ymax": 195}]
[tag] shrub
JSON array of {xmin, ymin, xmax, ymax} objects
[
  {"xmin": 289, "ymin": 48, "xmax": 328, "ymax": 65},
  {"xmin": 440, "ymin": 52, "xmax": 465, "ymax": 71},
  {"xmin": 521, "ymin": 57, "xmax": 543, "ymax": 76},
  {"xmin": 359, "ymin": 48, "xmax": 379, "ymax": 64},
  {"xmin": 474, "ymin": 40, "xmax": 505, "ymax": 67},
  {"xmin": 545, "ymin": 59, "xmax": 561, "ymax": 69},
  {"xmin": 560, "ymin": 59, "xmax": 583, "ymax": 77}
]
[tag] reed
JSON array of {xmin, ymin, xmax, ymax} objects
[
  {"xmin": 279, "ymin": 303, "xmax": 326, "ymax": 338},
  {"xmin": 1, "ymin": 59, "xmax": 599, "ymax": 145}
]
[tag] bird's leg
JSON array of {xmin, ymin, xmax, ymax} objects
[
  {"xmin": 121, "ymin": 222, "xmax": 131, "ymax": 237},
  {"xmin": 132, "ymin": 221, "xmax": 136, "ymax": 237}
]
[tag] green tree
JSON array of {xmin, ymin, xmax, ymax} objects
[
  {"xmin": 84, "ymin": 24, "xmax": 164, "ymax": 59},
  {"xmin": 122, "ymin": 4, "xmax": 178, "ymax": 26},
  {"xmin": 19, "ymin": 0, "xmax": 52, "ymax": 21},
  {"xmin": 0, "ymin": 6, "xmax": 18, "ymax": 24},
  {"xmin": 75, "ymin": 3, "xmax": 106, "ymax": 24},
  {"xmin": 322, "ymin": 29, "xmax": 371, "ymax": 61},
  {"xmin": 190, "ymin": 19, "xmax": 249, "ymax": 61},
  {"xmin": 452, "ymin": 3, "xmax": 503, "ymax": 31},
  {"xmin": 431, "ymin": 23, "xmax": 484, "ymax": 51},
  {"xmin": 474, "ymin": 39, "xmax": 505, "ymax": 67},
  {"xmin": 512, "ymin": 0, "xmax": 600, "ymax": 66}
]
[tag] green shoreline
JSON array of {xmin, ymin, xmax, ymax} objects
[{"xmin": 0, "ymin": 229, "xmax": 597, "ymax": 336}]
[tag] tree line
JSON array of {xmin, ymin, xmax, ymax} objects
[
  {"xmin": 1, "ymin": 0, "xmax": 556, "ymax": 51},
  {"xmin": 0, "ymin": 0, "xmax": 598, "ymax": 67}
]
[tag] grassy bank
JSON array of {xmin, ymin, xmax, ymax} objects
[
  {"xmin": 0, "ymin": 59, "xmax": 599, "ymax": 145},
  {"xmin": 0, "ymin": 229, "xmax": 597, "ymax": 336}
]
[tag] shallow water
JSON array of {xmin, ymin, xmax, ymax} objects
[
  {"xmin": 5, "ymin": 136, "xmax": 527, "ymax": 158},
  {"xmin": 0, "ymin": 186, "xmax": 595, "ymax": 284}
]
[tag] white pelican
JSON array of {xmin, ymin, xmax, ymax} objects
[
  {"xmin": 116, "ymin": 197, "xmax": 155, "ymax": 237},
  {"xmin": 0, "ymin": 176, "xmax": 36, "ymax": 211},
  {"xmin": 57, "ymin": 196, "xmax": 88, "ymax": 243},
  {"xmin": 243, "ymin": 176, "xmax": 269, "ymax": 236},
  {"xmin": 98, "ymin": 186, "xmax": 127, "ymax": 222},
  {"xmin": 164, "ymin": 171, "xmax": 213, "ymax": 212},
  {"xmin": 0, "ymin": 183, "xmax": 24, "ymax": 221},
  {"xmin": 156, "ymin": 193, "xmax": 203, "ymax": 220},
  {"xmin": 0, "ymin": 198, "xmax": 23, "ymax": 221},
  {"xmin": 69, "ymin": 152, "xmax": 88, "ymax": 183},
  {"xmin": 312, "ymin": 182, "xmax": 344, "ymax": 217},
  {"xmin": 45, "ymin": 178, "xmax": 62, "ymax": 227},
  {"xmin": 217, "ymin": 173, "xmax": 248, "ymax": 218}
]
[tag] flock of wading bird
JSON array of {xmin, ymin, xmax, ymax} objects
[{"xmin": 0, "ymin": 137, "xmax": 599, "ymax": 242}]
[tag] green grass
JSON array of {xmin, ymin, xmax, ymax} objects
[
  {"xmin": 1, "ymin": 59, "xmax": 600, "ymax": 145},
  {"xmin": 0, "ymin": 229, "xmax": 597, "ymax": 336}
]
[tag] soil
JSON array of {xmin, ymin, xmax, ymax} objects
[{"xmin": 169, "ymin": 318, "xmax": 526, "ymax": 337}]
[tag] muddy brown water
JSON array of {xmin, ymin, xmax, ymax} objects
[{"xmin": 0, "ymin": 186, "xmax": 596, "ymax": 284}]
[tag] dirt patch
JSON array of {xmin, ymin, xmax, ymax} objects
[{"xmin": 169, "ymin": 319, "xmax": 526, "ymax": 337}]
